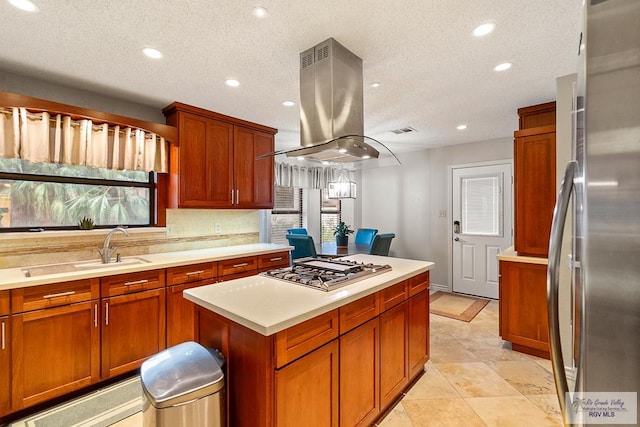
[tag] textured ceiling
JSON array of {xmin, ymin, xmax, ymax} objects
[{"xmin": 0, "ymin": 0, "xmax": 582, "ymax": 154}]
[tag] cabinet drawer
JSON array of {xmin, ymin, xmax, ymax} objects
[
  {"xmin": 257, "ymin": 251, "xmax": 290, "ymax": 270},
  {"xmin": 275, "ymin": 309, "xmax": 339, "ymax": 368},
  {"xmin": 408, "ymin": 271, "xmax": 429, "ymax": 296},
  {"xmin": 166, "ymin": 262, "xmax": 217, "ymax": 285},
  {"xmin": 101, "ymin": 270, "xmax": 165, "ymax": 297},
  {"xmin": 218, "ymin": 256, "xmax": 257, "ymax": 276},
  {"xmin": 0, "ymin": 290, "xmax": 9, "ymax": 316},
  {"xmin": 11, "ymin": 279, "xmax": 100, "ymax": 313},
  {"xmin": 339, "ymin": 293, "xmax": 379, "ymax": 334},
  {"xmin": 380, "ymin": 281, "xmax": 408, "ymax": 311}
]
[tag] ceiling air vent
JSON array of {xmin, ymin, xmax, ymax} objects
[{"xmin": 391, "ymin": 126, "xmax": 417, "ymax": 135}]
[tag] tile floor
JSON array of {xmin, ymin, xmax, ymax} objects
[{"xmin": 112, "ymin": 300, "xmax": 562, "ymax": 427}]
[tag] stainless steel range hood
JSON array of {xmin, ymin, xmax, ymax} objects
[{"xmin": 263, "ymin": 38, "xmax": 399, "ymax": 166}]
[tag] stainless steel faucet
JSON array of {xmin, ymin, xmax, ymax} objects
[{"xmin": 98, "ymin": 227, "xmax": 130, "ymax": 264}]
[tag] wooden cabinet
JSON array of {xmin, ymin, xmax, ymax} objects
[
  {"xmin": 499, "ymin": 260, "xmax": 549, "ymax": 358},
  {"xmin": 10, "ymin": 279, "xmax": 100, "ymax": 410},
  {"xmin": 257, "ymin": 251, "xmax": 290, "ymax": 272},
  {"xmin": 100, "ymin": 270, "xmax": 166, "ymax": 378},
  {"xmin": 275, "ymin": 340, "xmax": 339, "ymax": 427},
  {"xmin": 196, "ymin": 271, "xmax": 430, "ymax": 426},
  {"xmin": 163, "ymin": 102, "xmax": 277, "ymax": 209},
  {"xmin": 514, "ymin": 102, "xmax": 557, "ymax": 257},
  {"xmin": 339, "ymin": 318, "xmax": 379, "ymax": 427},
  {"xmin": 379, "ymin": 302, "xmax": 409, "ymax": 409},
  {"xmin": 408, "ymin": 289, "xmax": 430, "ymax": 377},
  {"xmin": 0, "ymin": 313, "xmax": 10, "ymax": 417},
  {"xmin": 166, "ymin": 262, "xmax": 217, "ymax": 347}
]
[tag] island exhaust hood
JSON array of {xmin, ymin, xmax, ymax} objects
[{"xmin": 263, "ymin": 38, "xmax": 399, "ymax": 165}]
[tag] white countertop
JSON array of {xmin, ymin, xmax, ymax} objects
[
  {"xmin": 0, "ymin": 243, "xmax": 292, "ymax": 290},
  {"xmin": 184, "ymin": 254, "xmax": 434, "ymax": 336},
  {"xmin": 496, "ymin": 246, "xmax": 548, "ymax": 265}
]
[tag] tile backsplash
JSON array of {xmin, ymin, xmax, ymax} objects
[{"xmin": 0, "ymin": 209, "xmax": 261, "ymax": 269}]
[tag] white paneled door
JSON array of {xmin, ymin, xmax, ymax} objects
[{"xmin": 452, "ymin": 163, "xmax": 512, "ymax": 299}]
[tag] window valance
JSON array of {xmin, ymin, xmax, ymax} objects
[
  {"xmin": 275, "ymin": 161, "xmax": 353, "ymax": 190},
  {"xmin": 0, "ymin": 107, "xmax": 167, "ymax": 172}
]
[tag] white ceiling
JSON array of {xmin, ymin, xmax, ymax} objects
[{"xmin": 0, "ymin": 0, "xmax": 582, "ymax": 154}]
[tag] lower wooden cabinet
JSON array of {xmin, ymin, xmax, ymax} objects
[
  {"xmin": 11, "ymin": 301, "xmax": 100, "ymax": 410},
  {"xmin": 408, "ymin": 289, "xmax": 430, "ymax": 377},
  {"xmin": 499, "ymin": 260, "xmax": 550, "ymax": 358},
  {"xmin": 196, "ymin": 271, "xmax": 430, "ymax": 427},
  {"xmin": 275, "ymin": 340, "xmax": 339, "ymax": 427},
  {"xmin": 339, "ymin": 318, "xmax": 379, "ymax": 427},
  {"xmin": 379, "ymin": 302, "xmax": 409, "ymax": 409},
  {"xmin": 101, "ymin": 288, "xmax": 166, "ymax": 378},
  {"xmin": 166, "ymin": 280, "xmax": 215, "ymax": 347},
  {"xmin": 0, "ymin": 315, "xmax": 11, "ymax": 417}
]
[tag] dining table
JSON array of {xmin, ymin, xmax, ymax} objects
[{"xmin": 315, "ymin": 242, "xmax": 371, "ymax": 258}]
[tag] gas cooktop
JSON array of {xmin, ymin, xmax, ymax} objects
[{"xmin": 260, "ymin": 258, "xmax": 392, "ymax": 291}]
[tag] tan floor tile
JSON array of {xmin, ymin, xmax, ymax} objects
[
  {"xmin": 532, "ymin": 357, "xmax": 554, "ymax": 373},
  {"xmin": 486, "ymin": 360, "xmax": 556, "ymax": 395},
  {"xmin": 110, "ymin": 412, "xmax": 142, "ymax": 427},
  {"xmin": 466, "ymin": 396, "xmax": 563, "ymax": 426},
  {"xmin": 377, "ymin": 402, "xmax": 415, "ymax": 427},
  {"xmin": 526, "ymin": 394, "xmax": 563, "ymax": 420},
  {"xmin": 429, "ymin": 341, "xmax": 480, "ymax": 363},
  {"xmin": 403, "ymin": 363, "xmax": 460, "ymax": 400},
  {"xmin": 402, "ymin": 398, "xmax": 486, "ymax": 427},
  {"xmin": 435, "ymin": 362, "xmax": 521, "ymax": 397},
  {"xmin": 468, "ymin": 342, "xmax": 537, "ymax": 363}
]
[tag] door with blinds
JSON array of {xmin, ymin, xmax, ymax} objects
[{"xmin": 452, "ymin": 163, "xmax": 512, "ymax": 299}]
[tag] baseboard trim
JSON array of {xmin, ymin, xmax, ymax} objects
[{"xmin": 429, "ymin": 282, "xmax": 449, "ymax": 293}]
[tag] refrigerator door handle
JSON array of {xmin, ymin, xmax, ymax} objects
[{"xmin": 547, "ymin": 160, "xmax": 578, "ymax": 422}]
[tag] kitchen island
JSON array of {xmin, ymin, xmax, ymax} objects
[{"xmin": 186, "ymin": 254, "xmax": 434, "ymax": 427}]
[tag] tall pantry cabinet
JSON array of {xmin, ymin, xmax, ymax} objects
[
  {"xmin": 163, "ymin": 102, "xmax": 277, "ymax": 209},
  {"xmin": 499, "ymin": 101, "xmax": 556, "ymax": 359}
]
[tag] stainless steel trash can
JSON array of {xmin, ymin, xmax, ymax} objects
[{"xmin": 140, "ymin": 341, "xmax": 226, "ymax": 427}]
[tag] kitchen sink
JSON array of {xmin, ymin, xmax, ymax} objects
[{"xmin": 23, "ymin": 257, "xmax": 151, "ymax": 277}]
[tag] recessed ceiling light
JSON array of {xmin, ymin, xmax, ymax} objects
[
  {"xmin": 142, "ymin": 47, "xmax": 163, "ymax": 59},
  {"xmin": 225, "ymin": 79, "xmax": 240, "ymax": 87},
  {"xmin": 362, "ymin": 155, "xmax": 371, "ymax": 160},
  {"xmin": 456, "ymin": 124, "xmax": 468, "ymax": 130},
  {"xmin": 297, "ymin": 156, "xmax": 305, "ymax": 161},
  {"xmin": 322, "ymin": 161, "xmax": 330, "ymax": 165},
  {"xmin": 370, "ymin": 82, "xmax": 381, "ymax": 88},
  {"xmin": 9, "ymin": 0, "xmax": 38, "ymax": 12},
  {"xmin": 282, "ymin": 101, "xmax": 295, "ymax": 107},
  {"xmin": 338, "ymin": 148, "xmax": 347, "ymax": 153},
  {"xmin": 494, "ymin": 62, "xmax": 512, "ymax": 72},
  {"xmin": 472, "ymin": 22, "xmax": 496, "ymax": 37},
  {"xmin": 252, "ymin": 6, "xmax": 269, "ymax": 18}
]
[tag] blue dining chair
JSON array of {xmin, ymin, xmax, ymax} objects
[
  {"xmin": 285, "ymin": 234, "xmax": 317, "ymax": 259},
  {"xmin": 369, "ymin": 233, "xmax": 395, "ymax": 256},
  {"xmin": 286, "ymin": 228, "xmax": 308, "ymax": 235},
  {"xmin": 355, "ymin": 228, "xmax": 378, "ymax": 245}
]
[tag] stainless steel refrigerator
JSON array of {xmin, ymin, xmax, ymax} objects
[{"xmin": 547, "ymin": 0, "xmax": 640, "ymax": 425}]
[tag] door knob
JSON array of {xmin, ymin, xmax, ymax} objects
[{"xmin": 454, "ymin": 237, "xmax": 460, "ymax": 242}]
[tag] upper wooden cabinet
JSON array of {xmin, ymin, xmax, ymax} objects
[
  {"xmin": 163, "ymin": 102, "xmax": 277, "ymax": 209},
  {"xmin": 514, "ymin": 102, "xmax": 557, "ymax": 257}
]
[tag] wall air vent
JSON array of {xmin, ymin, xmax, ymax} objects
[{"xmin": 391, "ymin": 126, "xmax": 417, "ymax": 134}]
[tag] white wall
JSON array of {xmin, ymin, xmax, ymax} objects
[{"xmin": 361, "ymin": 138, "xmax": 513, "ymax": 288}]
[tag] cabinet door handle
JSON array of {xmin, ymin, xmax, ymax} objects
[
  {"xmin": 270, "ymin": 257, "xmax": 283, "ymax": 262},
  {"xmin": 231, "ymin": 189, "xmax": 234, "ymax": 204},
  {"xmin": 43, "ymin": 290, "xmax": 76, "ymax": 299},
  {"xmin": 105, "ymin": 302, "xmax": 109, "ymax": 326},
  {"xmin": 186, "ymin": 270, "xmax": 205, "ymax": 276},
  {"xmin": 233, "ymin": 262, "xmax": 248, "ymax": 268},
  {"xmin": 1, "ymin": 321, "xmax": 5, "ymax": 350},
  {"xmin": 236, "ymin": 189, "xmax": 239, "ymax": 205},
  {"xmin": 94, "ymin": 303, "xmax": 98, "ymax": 328},
  {"xmin": 124, "ymin": 279, "xmax": 148, "ymax": 286}
]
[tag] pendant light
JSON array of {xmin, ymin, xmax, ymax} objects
[{"xmin": 328, "ymin": 168, "xmax": 356, "ymax": 199}]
